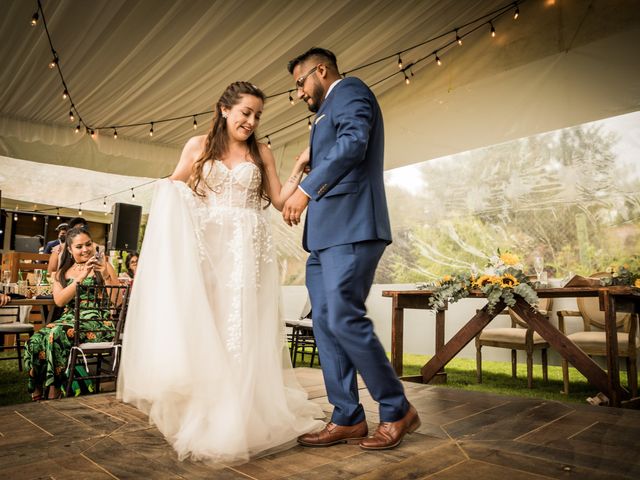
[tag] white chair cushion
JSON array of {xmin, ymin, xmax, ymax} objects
[
  {"xmin": 480, "ymin": 328, "xmax": 547, "ymax": 344},
  {"xmin": 0, "ymin": 322, "xmax": 34, "ymax": 333},
  {"xmin": 297, "ymin": 319, "xmax": 313, "ymax": 329},
  {"xmin": 78, "ymin": 341, "xmax": 115, "ymax": 350},
  {"xmin": 566, "ymin": 332, "xmax": 630, "ymax": 352}
]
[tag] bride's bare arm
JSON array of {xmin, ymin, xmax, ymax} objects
[
  {"xmin": 170, "ymin": 136, "xmax": 207, "ymax": 182},
  {"xmin": 261, "ymin": 144, "xmax": 309, "ymax": 211}
]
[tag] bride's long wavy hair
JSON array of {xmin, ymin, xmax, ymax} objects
[{"xmin": 188, "ymin": 81, "xmax": 270, "ymax": 206}]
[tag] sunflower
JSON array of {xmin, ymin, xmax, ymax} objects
[
  {"xmin": 635, "ymin": 278, "xmax": 640, "ymax": 288},
  {"xmin": 442, "ymin": 275, "xmax": 452, "ymax": 282},
  {"xmin": 475, "ymin": 275, "xmax": 500, "ymax": 287},
  {"xmin": 500, "ymin": 252, "xmax": 519, "ymax": 266},
  {"xmin": 500, "ymin": 273, "xmax": 519, "ymax": 288}
]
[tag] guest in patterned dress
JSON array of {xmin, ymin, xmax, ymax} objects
[{"xmin": 24, "ymin": 227, "xmax": 119, "ymax": 401}]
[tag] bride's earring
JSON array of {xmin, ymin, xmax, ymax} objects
[{"xmin": 222, "ymin": 112, "xmax": 228, "ymax": 119}]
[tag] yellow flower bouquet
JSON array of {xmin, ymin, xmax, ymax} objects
[
  {"xmin": 428, "ymin": 249, "xmax": 539, "ymax": 313},
  {"xmin": 599, "ymin": 256, "xmax": 640, "ymax": 288}
]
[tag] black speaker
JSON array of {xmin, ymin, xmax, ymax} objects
[{"xmin": 109, "ymin": 203, "xmax": 142, "ymax": 251}]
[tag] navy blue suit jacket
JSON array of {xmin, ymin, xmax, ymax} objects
[{"xmin": 300, "ymin": 77, "xmax": 392, "ymax": 252}]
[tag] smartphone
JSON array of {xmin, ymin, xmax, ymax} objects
[{"xmin": 94, "ymin": 246, "xmax": 104, "ymax": 262}]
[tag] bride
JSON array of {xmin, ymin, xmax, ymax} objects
[{"xmin": 117, "ymin": 81, "xmax": 324, "ymax": 463}]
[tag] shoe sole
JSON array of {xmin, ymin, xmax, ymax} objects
[
  {"xmin": 297, "ymin": 435, "xmax": 368, "ymax": 447},
  {"xmin": 359, "ymin": 416, "xmax": 422, "ymax": 451}
]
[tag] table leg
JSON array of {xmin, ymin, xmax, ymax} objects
[
  {"xmin": 602, "ymin": 291, "xmax": 621, "ymax": 407},
  {"xmin": 429, "ymin": 309, "xmax": 448, "ymax": 384},
  {"xmin": 512, "ymin": 299, "xmax": 627, "ymax": 405},
  {"xmin": 391, "ymin": 302, "xmax": 404, "ymax": 377},
  {"xmin": 421, "ymin": 302, "xmax": 503, "ymax": 383}
]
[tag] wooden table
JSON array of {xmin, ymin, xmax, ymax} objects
[
  {"xmin": 382, "ymin": 286, "xmax": 640, "ymax": 408},
  {"xmin": 8, "ymin": 298, "xmax": 57, "ymax": 324}
]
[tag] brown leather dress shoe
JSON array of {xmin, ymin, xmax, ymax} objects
[
  {"xmin": 298, "ymin": 420, "xmax": 368, "ymax": 447},
  {"xmin": 359, "ymin": 404, "xmax": 420, "ymax": 450}
]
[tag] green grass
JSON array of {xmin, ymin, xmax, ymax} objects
[
  {"xmin": 401, "ymin": 353, "xmax": 602, "ymax": 404},
  {"xmin": 294, "ymin": 349, "xmax": 637, "ymax": 405},
  {"xmin": 2, "ymin": 347, "xmax": 635, "ymax": 407},
  {"xmin": 0, "ymin": 350, "xmax": 31, "ymax": 406}
]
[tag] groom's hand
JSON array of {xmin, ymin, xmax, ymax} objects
[{"xmin": 283, "ymin": 189, "xmax": 309, "ymax": 226}]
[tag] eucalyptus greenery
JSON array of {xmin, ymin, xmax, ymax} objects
[{"xmin": 427, "ymin": 250, "xmax": 539, "ymax": 314}]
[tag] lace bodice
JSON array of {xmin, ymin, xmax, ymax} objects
[{"xmin": 202, "ymin": 161, "xmax": 262, "ymax": 210}]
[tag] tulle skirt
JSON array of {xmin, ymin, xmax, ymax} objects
[{"xmin": 117, "ymin": 180, "xmax": 323, "ymax": 463}]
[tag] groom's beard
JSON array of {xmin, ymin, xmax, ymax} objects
[{"xmin": 305, "ymin": 83, "xmax": 325, "ymax": 113}]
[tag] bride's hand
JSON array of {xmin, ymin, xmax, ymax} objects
[{"xmin": 296, "ymin": 147, "xmax": 310, "ymax": 172}]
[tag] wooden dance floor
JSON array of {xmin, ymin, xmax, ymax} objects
[{"xmin": 1, "ymin": 368, "xmax": 639, "ymax": 479}]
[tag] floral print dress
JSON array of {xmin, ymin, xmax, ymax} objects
[{"xmin": 24, "ymin": 276, "xmax": 115, "ymax": 395}]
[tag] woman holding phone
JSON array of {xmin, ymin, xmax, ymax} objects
[{"xmin": 23, "ymin": 227, "xmax": 118, "ymax": 400}]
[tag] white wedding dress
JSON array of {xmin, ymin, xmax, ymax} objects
[{"xmin": 117, "ymin": 160, "xmax": 324, "ymax": 463}]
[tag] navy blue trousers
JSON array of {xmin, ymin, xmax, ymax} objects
[{"xmin": 306, "ymin": 240, "xmax": 408, "ymax": 425}]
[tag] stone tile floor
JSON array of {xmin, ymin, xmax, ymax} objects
[{"xmin": 1, "ymin": 368, "xmax": 639, "ymax": 479}]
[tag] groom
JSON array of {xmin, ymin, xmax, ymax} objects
[{"xmin": 282, "ymin": 48, "xmax": 420, "ymax": 450}]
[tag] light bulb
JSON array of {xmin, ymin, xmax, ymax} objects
[
  {"xmin": 490, "ymin": 22, "xmax": 496, "ymax": 37},
  {"xmin": 514, "ymin": 6, "xmax": 519, "ymax": 19},
  {"xmin": 404, "ymin": 73, "xmax": 410, "ymax": 85},
  {"xmin": 308, "ymin": 118, "xmax": 312, "ymax": 130},
  {"xmin": 48, "ymin": 57, "xmax": 57, "ymax": 69},
  {"xmin": 62, "ymin": 89, "xmax": 68, "ymax": 100},
  {"xmin": 436, "ymin": 53, "xmax": 442, "ymax": 66},
  {"xmin": 149, "ymin": 124, "xmax": 154, "ymax": 137},
  {"xmin": 456, "ymin": 30, "xmax": 462, "ymax": 45},
  {"xmin": 289, "ymin": 91, "xmax": 295, "ymax": 105},
  {"xmin": 113, "ymin": 129, "xmax": 118, "ymax": 139},
  {"xmin": 31, "ymin": 12, "xmax": 39, "ymax": 26},
  {"xmin": 397, "ymin": 55, "xmax": 403, "ymax": 69},
  {"xmin": 131, "ymin": 188, "xmax": 135, "ymax": 199},
  {"xmin": 193, "ymin": 117, "xmax": 198, "ymax": 130},
  {"xmin": 267, "ymin": 137, "xmax": 272, "ymax": 149},
  {"xmin": 74, "ymin": 124, "xmax": 80, "ymax": 133},
  {"xmin": 69, "ymin": 111, "xmax": 74, "ymax": 122}
]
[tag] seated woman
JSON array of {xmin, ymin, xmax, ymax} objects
[
  {"xmin": 23, "ymin": 227, "xmax": 119, "ymax": 401},
  {"xmin": 119, "ymin": 251, "xmax": 139, "ymax": 284}
]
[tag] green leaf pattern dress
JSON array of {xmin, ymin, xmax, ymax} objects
[{"xmin": 23, "ymin": 276, "xmax": 115, "ymax": 395}]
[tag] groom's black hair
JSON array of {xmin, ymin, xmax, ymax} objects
[{"xmin": 287, "ymin": 47, "xmax": 338, "ymax": 74}]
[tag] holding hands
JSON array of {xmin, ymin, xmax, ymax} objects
[{"xmin": 282, "ymin": 147, "xmax": 311, "ymax": 226}]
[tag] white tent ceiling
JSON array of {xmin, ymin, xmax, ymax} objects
[{"xmin": 1, "ymin": 0, "xmax": 640, "ymax": 216}]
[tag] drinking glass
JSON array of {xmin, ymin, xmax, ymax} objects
[
  {"xmin": 1, "ymin": 270, "xmax": 10, "ymax": 285},
  {"xmin": 533, "ymin": 255, "xmax": 544, "ymax": 283}
]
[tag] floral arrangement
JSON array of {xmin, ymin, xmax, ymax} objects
[
  {"xmin": 427, "ymin": 250, "xmax": 539, "ymax": 313},
  {"xmin": 600, "ymin": 256, "xmax": 640, "ymax": 288}
]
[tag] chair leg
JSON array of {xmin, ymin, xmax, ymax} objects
[
  {"xmin": 561, "ymin": 359, "xmax": 569, "ymax": 395},
  {"xmin": 526, "ymin": 350, "xmax": 533, "ymax": 389},
  {"xmin": 95, "ymin": 354, "xmax": 103, "ymax": 394},
  {"xmin": 16, "ymin": 334, "xmax": 23, "ymax": 372},
  {"xmin": 475, "ymin": 342, "xmax": 483, "ymax": 384},
  {"xmin": 511, "ymin": 349, "xmax": 517, "ymax": 379},
  {"xmin": 541, "ymin": 349, "xmax": 548, "ymax": 383},
  {"xmin": 627, "ymin": 357, "xmax": 638, "ymax": 398},
  {"xmin": 65, "ymin": 350, "xmax": 78, "ymax": 398},
  {"xmin": 291, "ymin": 327, "xmax": 299, "ymax": 367}
]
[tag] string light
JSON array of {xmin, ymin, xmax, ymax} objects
[
  {"xmin": 113, "ymin": 128, "xmax": 118, "ymax": 139},
  {"xmin": 32, "ymin": 214, "xmax": 37, "ymax": 222},
  {"xmin": 131, "ymin": 188, "xmax": 135, "ymax": 199},
  {"xmin": 31, "ymin": 0, "xmax": 523, "ymax": 145},
  {"xmin": 78, "ymin": 204, "xmax": 83, "ymax": 215},
  {"xmin": 56, "ymin": 208, "xmax": 60, "ymax": 220},
  {"xmin": 13, "ymin": 213, "xmax": 18, "ymax": 222},
  {"xmin": 267, "ymin": 136, "xmax": 272, "ymax": 149},
  {"xmin": 62, "ymin": 89, "xmax": 68, "ymax": 100}
]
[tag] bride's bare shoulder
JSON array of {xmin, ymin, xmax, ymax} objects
[{"xmin": 184, "ymin": 135, "xmax": 207, "ymax": 155}]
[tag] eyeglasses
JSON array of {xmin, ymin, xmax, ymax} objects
[{"xmin": 295, "ymin": 65, "xmax": 319, "ymax": 89}]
